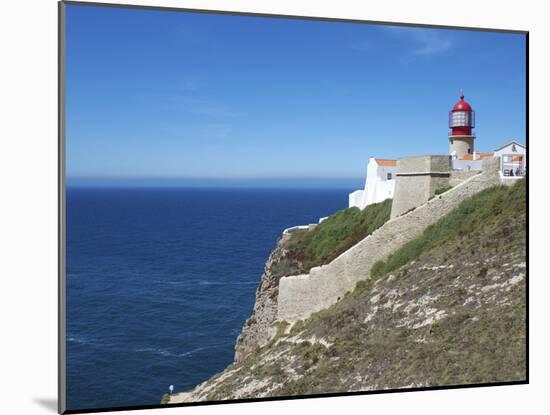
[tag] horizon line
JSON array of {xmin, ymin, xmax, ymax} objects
[{"xmin": 66, "ymin": 176, "xmax": 364, "ymax": 190}]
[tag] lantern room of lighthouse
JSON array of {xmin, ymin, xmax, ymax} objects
[{"xmin": 449, "ymin": 94, "xmax": 475, "ymax": 158}]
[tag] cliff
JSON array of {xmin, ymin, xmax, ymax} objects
[
  {"xmin": 234, "ymin": 198, "xmax": 392, "ymax": 363},
  {"xmin": 233, "ymin": 231, "xmax": 304, "ymax": 363},
  {"xmin": 168, "ymin": 179, "xmax": 526, "ymax": 403}
]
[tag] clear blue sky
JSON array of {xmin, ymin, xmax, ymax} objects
[{"xmin": 66, "ymin": 4, "xmax": 526, "ymax": 187}]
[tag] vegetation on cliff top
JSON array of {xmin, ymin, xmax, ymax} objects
[
  {"xmin": 372, "ymin": 179, "xmax": 526, "ymax": 278},
  {"xmin": 286, "ymin": 198, "xmax": 392, "ymax": 272}
]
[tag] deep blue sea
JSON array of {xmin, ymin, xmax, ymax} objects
[{"xmin": 66, "ymin": 187, "xmax": 349, "ymax": 410}]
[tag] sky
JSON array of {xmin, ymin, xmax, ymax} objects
[{"xmin": 65, "ymin": 4, "xmax": 526, "ymax": 187}]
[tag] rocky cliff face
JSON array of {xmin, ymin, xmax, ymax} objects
[
  {"xmin": 233, "ymin": 232, "xmax": 303, "ymax": 363},
  {"xmin": 168, "ymin": 181, "xmax": 526, "ymax": 404}
]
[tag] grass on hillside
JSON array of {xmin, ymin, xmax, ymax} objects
[
  {"xmin": 371, "ymin": 179, "xmax": 526, "ymax": 278},
  {"xmin": 286, "ymin": 199, "xmax": 392, "ymax": 272},
  {"xmin": 276, "ymin": 181, "xmax": 527, "ymax": 392}
]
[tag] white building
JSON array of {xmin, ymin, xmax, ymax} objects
[
  {"xmin": 451, "ymin": 140, "xmax": 527, "ymax": 178},
  {"xmin": 349, "ymin": 95, "xmax": 526, "ymax": 210},
  {"xmin": 451, "ymin": 151, "xmax": 494, "ymax": 171},
  {"xmin": 494, "ymin": 141, "xmax": 527, "ymax": 178},
  {"xmin": 348, "ymin": 157, "xmax": 396, "ymax": 210}
]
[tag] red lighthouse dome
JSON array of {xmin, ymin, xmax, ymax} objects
[
  {"xmin": 449, "ymin": 94, "xmax": 475, "ymax": 136},
  {"xmin": 451, "ymin": 95, "xmax": 472, "ymax": 111}
]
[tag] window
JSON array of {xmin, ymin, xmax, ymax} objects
[
  {"xmin": 449, "ymin": 110, "xmax": 475, "ymax": 128},
  {"xmin": 450, "ymin": 110, "xmax": 470, "ymax": 127},
  {"xmin": 501, "ymin": 154, "xmax": 525, "ymax": 177},
  {"xmin": 387, "ymin": 172, "xmax": 393, "ymax": 180}
]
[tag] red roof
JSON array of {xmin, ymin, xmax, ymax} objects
[
  {"xmin": 375, "ymin": 159, "xmax": 397, "ymax": 167},
  {"xmin": 452, "ymin": 94, "xmax": 473, "ymax": 111}
]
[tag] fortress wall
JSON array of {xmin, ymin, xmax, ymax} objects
[
  {"xmin": 429, "ymin": 175, "xmax": 452, "ymax": 194},
  {"xmin": 449, "ymin": 170, "xmax": 481, "ymax": 187},
  {"xmin": 277, "ymin": 157, "xmax": 501, "ymax": 322},
  {"xmin": 390, "ymin": 155, "xmax": 452, "ymax": 219},
  {"xmin": 390, "ymin": 175, "xmax": 432, "ymax": 218}
]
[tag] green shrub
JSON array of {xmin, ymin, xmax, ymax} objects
[
  {"xmin": 287, "ymin": 199, "xmax": 392, "ymax": 272},
  {"xmin": 371, "ymin": 179, "xmax": 525, "ymax": 278},
  {"xmin": 290, "ymin": 319, "xmax": 305, "ymax": 334},
  {"xmin": 160, "ymin": 393, "xmax": 170, "ymax": 405},
  {"xmin": 429, "ymin": 186, "xmax": 454, "ymax": 201},
  {"xmin": 370, "ymin": 260, "xmax": 387, "ymax": 279},
  {"xmin": 434, "ymin": 186, "xmax": 453, "ymax": 196},
  {"xmin": 275, "ymin": 320, "xmax": 290, "ymax": 338}
]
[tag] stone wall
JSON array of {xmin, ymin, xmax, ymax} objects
[
  {"xmin": 390, "ymin": 155, "xmax": 452, "ymax": 219},
  {"xmin": 449, "ymin": 170, "xmax": 481, "ymax": 187},
  {"xmin": 277, "ymin": 157, "xmax": 501, "ymax": 322}
]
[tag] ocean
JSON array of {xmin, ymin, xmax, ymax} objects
[{"xmin": 66, "ymin": 187, "xmax": 349, "ymax": 410}]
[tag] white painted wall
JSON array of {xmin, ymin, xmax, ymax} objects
[
  {"xmin": 349, "ymin": 158, "xmax": 396, "ymax": 209},
  {"xmin": 365, "ymin": 160, "xmax": 396, "ymax": 205},
  {"xmin": 451, "ymin": 159, "xmax": 483, "ymax": 171},
  {"xmin": 348, "ymin": 190, "xmax": 364, "ymax": 209}
]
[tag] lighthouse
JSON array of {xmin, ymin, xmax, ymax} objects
[{"xmin": 448, "ymin": 94, "xmax": 475, "ymax": 158}]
